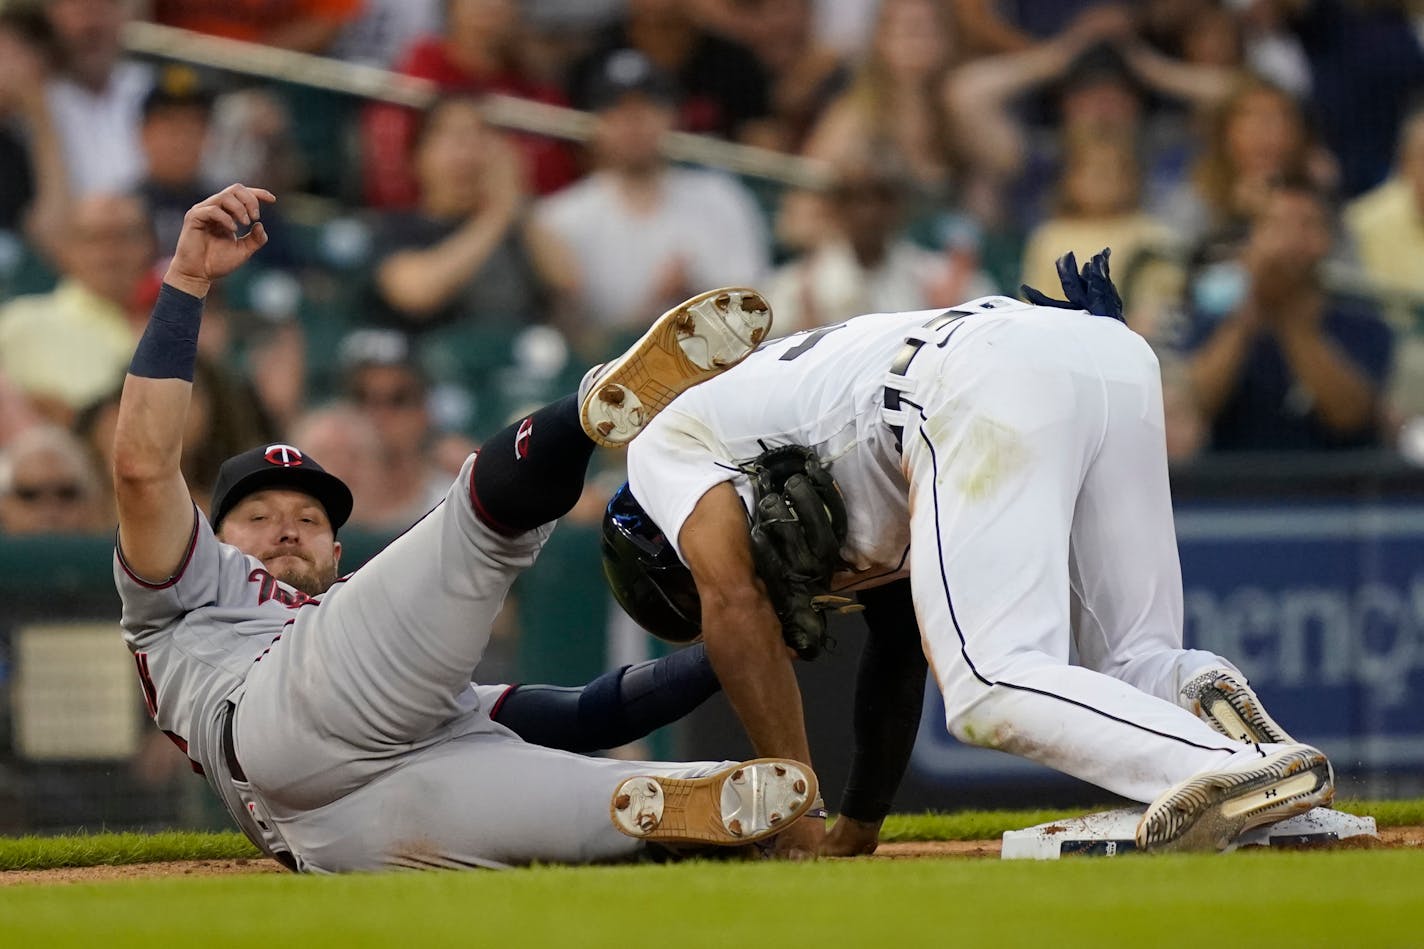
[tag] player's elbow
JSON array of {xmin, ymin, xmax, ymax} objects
[
  {"xmin": 112, "ymin": 447, "xmax": 168, "ymax": 488},
  {"xmin": 700, "ymin": 582, "xmax": 781, "ymax": 648}
]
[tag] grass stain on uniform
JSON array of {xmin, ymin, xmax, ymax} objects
[{"xmin": 928, "ymin": 405, "xmax": 1029, "ymax": 502}]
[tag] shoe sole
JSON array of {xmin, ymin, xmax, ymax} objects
[
  {"xmin": 581, "ymin": 287, "xmax": 772, "ymax": 447},
  {"xmin": 610, "ymin": 758, "xmax": 818, "ymax": 846},
  {"xmin": 1135, "ymin": 747, "xmax": 1334, "ymax": 852},
  {"xmin": 1197, "ymin": 677, "xmax": 1294, "ymax": 745}
]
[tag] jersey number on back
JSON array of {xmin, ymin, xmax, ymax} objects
[{"xmin": 777, "ymin": 324, "xmax": 847, "ymax": 361}]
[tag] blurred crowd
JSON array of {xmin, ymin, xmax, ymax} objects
[{"xmin": 2, "ymin": 0, "xmax": 1424, "ymax": 543}]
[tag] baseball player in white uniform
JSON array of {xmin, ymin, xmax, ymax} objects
[
  {"xmin": 111, "ymin": 183, "xmax": 820, "ymax": 872},
  {"xmin": 620, "ymin": 250, "xmax": 1335, "ymax": 855}
]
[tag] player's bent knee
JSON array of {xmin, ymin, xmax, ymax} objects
[{"xmin": 941, "ymin": 684, "xmax": 1013, "ymax": 750}]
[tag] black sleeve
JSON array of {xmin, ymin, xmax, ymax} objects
[
  {"xmin": 491, "ymin": 643, "xmax": 722, "ymax": 753},
  {"xmin": 838, "ymin": 579, "xmax": 928, "ymax": 823}
]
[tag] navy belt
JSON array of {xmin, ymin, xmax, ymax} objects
[
  {"xmin": 222, "ymin": 705, "xmax": 247, "ymax": 782},
  {"xmin": 884, "ymin": 310, "xmax": 969, "ymax": 452},
  {"xmin": 222, "ymin": 705, "xmax": 297, "ymax": 871}
]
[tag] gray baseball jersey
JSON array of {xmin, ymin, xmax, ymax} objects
[{"xmin": 116, "ymin": 452, "xmax": 731, "ymax": 872}]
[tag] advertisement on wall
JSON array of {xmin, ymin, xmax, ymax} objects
[{"xmin": 909, "ymin": 502, "xmax": 1424, "ymax": 787}]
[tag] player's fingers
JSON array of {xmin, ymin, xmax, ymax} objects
[
  {"xmin": 218, "ymin": 192, "xmax": 252, "ymax": 227},
  {"xmin": 230, "ymin": 186, "xmax": 267, "ymax": 222},
  {"xmin": 242, "ymin": 221, "xmax": 269, "ymax": 250},
  {"xmin": 249, "ymin": 187, "xmax": 277, "ymax": 205},
  {"xmin": 189, "ymin": 204, "xmax": 239, "ymax": 236}
]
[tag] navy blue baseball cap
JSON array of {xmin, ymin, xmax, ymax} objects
[{"xmin": 210, "ymin": 443, "xmax": 354, "ymax": 532}]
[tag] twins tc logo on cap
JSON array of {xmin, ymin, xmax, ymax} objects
[{"xmin": 264, "ymin": 444, "xmax": 305, "ymax": 467}]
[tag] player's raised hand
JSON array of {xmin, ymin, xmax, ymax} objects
[{"xmin": 164, "ymin": 183, "xmax": 277, "ymax": 298}]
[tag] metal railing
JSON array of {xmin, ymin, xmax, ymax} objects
[{"xmin": 120, "ymin": 21, "xmax": 834, "ymax": 191}]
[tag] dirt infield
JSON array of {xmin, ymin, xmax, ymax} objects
[{"xmin": 2, "ymin": 827, "xmax": 1419, "ymax": 885}]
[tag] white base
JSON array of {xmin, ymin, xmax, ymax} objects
[{"xmin": 1000, "ymin": 807, "xmax": 1378, "ymax": 860}]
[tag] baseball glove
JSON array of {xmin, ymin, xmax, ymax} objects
[{"xmin": 740, "ymin": 444, "xmax": 861, "ymax": 660}]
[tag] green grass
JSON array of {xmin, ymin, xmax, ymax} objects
[
  {"xmin": 3, "ymin": 851, "xmax": 1422, "ymax": 948},
  {"xmin": 2, "ymin": 798, "xmax": 1419, "ymax": 872},
  {"xmin": 0, "ymin": 830, "xmax": 260, "ymax": 871}
]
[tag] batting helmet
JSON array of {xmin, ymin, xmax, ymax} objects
[{"xmin": 601, "ymin": 483, "xmax": 702, "ymax": 644}]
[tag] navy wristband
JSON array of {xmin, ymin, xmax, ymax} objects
[{"xmin": 129, "ymin": 283, "xmax": 204, "ymax": 381}]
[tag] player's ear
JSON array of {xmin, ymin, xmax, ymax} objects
[{"xmin": 332, "ymin": 540, "xmax": 343, "ymax": 569}]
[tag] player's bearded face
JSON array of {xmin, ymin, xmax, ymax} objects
[
  {"xmin": 219, "ymin": 490, "xmax": 342, "ymax": 597},
  {"xmin": 263, "ymin": 547, "xmax": 339, "ymax": 598}
]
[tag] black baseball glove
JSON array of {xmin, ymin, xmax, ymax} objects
[
  {"xmin": 1021, "ymin": 247, "xmax": 1125, "ymax": 322},
  {"xmin": 740, "ymin": 444, "xmax": 861, "ymax": 660}
]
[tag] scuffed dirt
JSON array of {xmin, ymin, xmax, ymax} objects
[
  {"xmin": 3, "ymin": 827, "xmax": 1420, "ymax": 884},
  {"xmin": 0, "ymin": 857, "xmax": 284, "ymax": 886}
]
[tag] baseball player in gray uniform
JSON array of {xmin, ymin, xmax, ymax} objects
[
  {"xmin": 607, "ymin": 250, "xmax": 1335, "ymax": 855},
  {"xmin": 112, "ymin": 183, "xmax": 818, "ymax": 872}
]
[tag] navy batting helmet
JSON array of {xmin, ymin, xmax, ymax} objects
[{"xmin": 601, "ymin": 483, "xmax": 702, "ymax": 644}]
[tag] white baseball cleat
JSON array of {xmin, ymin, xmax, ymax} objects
[
  {"xmin": 1135, "ymin": 744, "xmax": 1335, "ymax": 852},
  {"xmin": 610, "ymin": 758, "xmax": 818, "ymax": 847},
  {"xmin": 1181, "ymin": 669, "xmax": 1295, "ymax": 745},
  {"xmin": 580, "ymin": 287, "xmax": 772, "ymax": 447}
]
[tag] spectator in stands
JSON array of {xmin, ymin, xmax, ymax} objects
[
  {"xmin": 72, "ymin": 386, "xmax": 121, "ymax": 528},
  {"xmin": 0, "ymin": 425, "xmax": 104, "ymax": 535},
  {"xmin": 765, "ymin": 156, "xmax": 996, "ymax": 333},
  {"xmin": 710, "ymin": 0, "xmax": 850, "ymax": 153},
  {"xmin": 1345, "ymin": 105, "xmax": 1424, "ymax": 419},
  {"xmin": 286, "ymin": 402, "xmax": 390, "ymax": 531},
  {"xmin": 370, "ymin": 95, "xmax": 575, "ymax": 334},
  {"xmin": 202, "ymin": 89, "xmax": 308, "ymax": 212},
  {"xmin": 803, "ymin": 0, "xmax": 960, "ymax": 200},
  {"xmin": 948, "ymin": 0, "xmax": 1115, "ymax": 55},
  {"xmin": 182, "ymin": 357, "xmax": 279, "ymax": 515},
  {"xmin": 1018, "ymin": 132, "xmax": 1172, "ymax": 321},
  {"xmin": 134, "ymin": 71, "xmax": 216, "ymax": 255},
  {"xmin": 150, "ymin": 0, "xmax": 362, "ymax": 55},
  {"xmin": 567, "ymin": 0, "xmax": 774, "ymax": 145},
  {"xmin": 946, "ymin": 7, "xmax": 1239, "ymax": 229},
  {"xmin": 1346, "ymin": 105, "xmax": 1424, "ymax": 301},
  {"xmin": 0, "ymin": 8, "xmax": 68, "ymax": 259},
  {"xmin": 338, "ymin": 330, "xmax": 451, "ymax": 529},
  {"xmin": 536, "ymin": 50, "xmax": 769, "ymax": 343},
  {"xmin": 0, "ymin": 373, "xmax": 41, "ymax": 450},
  {"xmin": 1161, "ymin": 77, "xmax": 1323, "ymax": 261},
  {"xmin": 1183, "ymin": 178, "xmax": 1393, "ymax": 451},
  {"xmin": 1266, "ymin": 0, "xmax": 1424, "ymax": 198},
  {"xmin": 331, "ymin": 0, "xmax": 442, "ymax": 69},
  {"xmin": 43, "ymin": 0, "xmax": 149, "ymax": 196},
  {"xmin": 67, "ymin": 353, "xmax": 273, "ymax": 525},
  {"xmin": 0, "ymin": 192, "xmax": 154, "ymax": 420},
  {"xmin": 362, "ymin": 0, "xmax": 577, "ymax": 207}
]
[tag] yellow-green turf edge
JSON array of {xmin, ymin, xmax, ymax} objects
[{"xmin": 1, "ymin": 798, "xmax": 1418, "ymax": 871}]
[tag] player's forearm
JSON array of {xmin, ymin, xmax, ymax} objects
[
  {"xmin": 112, "ymin": 284, "xmax": 205, "ymax": 484},
  {"xmin": 703, "ymin": 607, "xmax": 812, "ymax": 763},
  {"xmin": 376, "ymin": 207, "xmax": 519, "ymax": 318}
]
